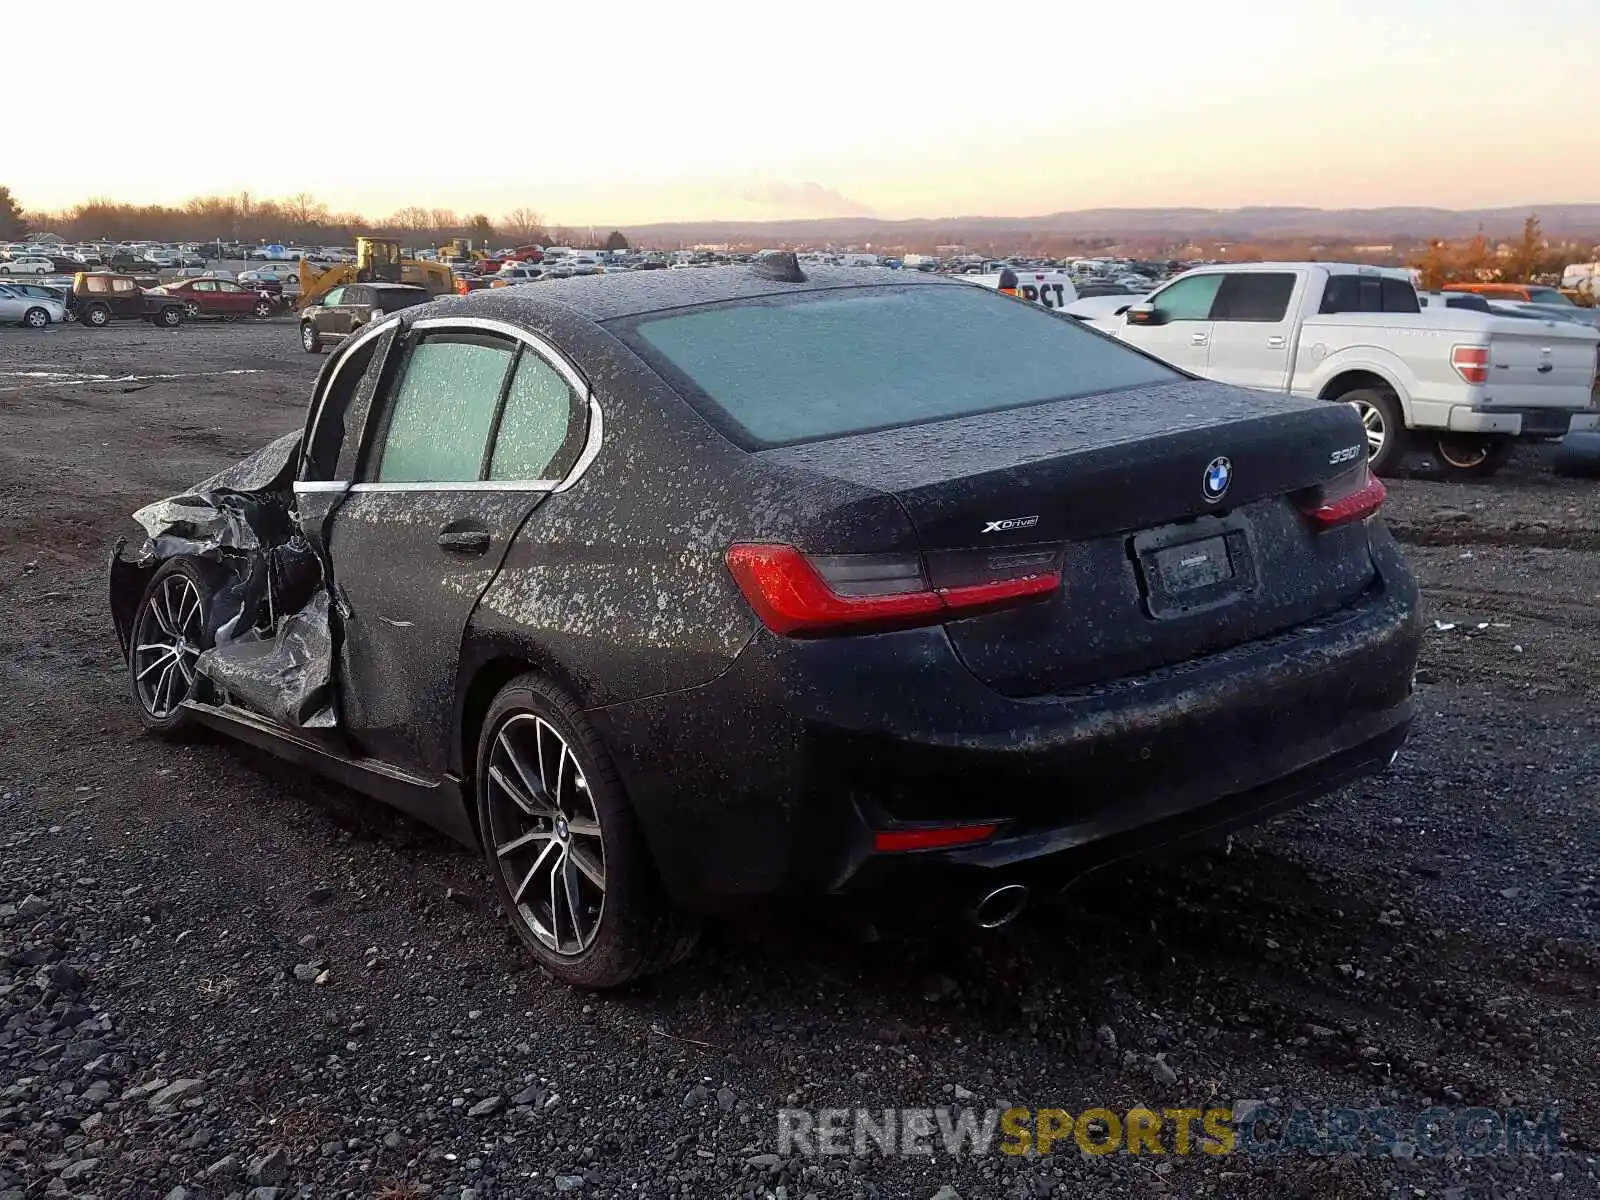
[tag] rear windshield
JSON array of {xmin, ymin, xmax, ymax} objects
[{"xmin": 624, "ymin": 285, "xmax": 1179, "ymax": 448}]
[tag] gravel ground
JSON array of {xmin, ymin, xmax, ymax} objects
[{"xmin": 1, "ymin": 320, "xmax": 1597, "ymax": 1200}]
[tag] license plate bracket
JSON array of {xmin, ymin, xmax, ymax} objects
[{"xmin": 1132, "ymin": 516, "xmax": 1257, "ymax": 618}]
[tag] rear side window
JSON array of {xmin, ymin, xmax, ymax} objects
[
  {"xmin": 1211, "ymin": 273, "xmax": 1295, "ymax": 322},
  {"xmin": 113, "ymin": 278, "xmax": 137, "ymax": 293},
  {"xmin": 489, "ymin": 355, "xmax": 577, "ymax": 480},
  {"xmin": 375, "ymin": 335, "xmax": 514, "ymax": 483},
  {"xmin": 627, "ymin": 285, "xmax": 1179, "ymax": 449}
]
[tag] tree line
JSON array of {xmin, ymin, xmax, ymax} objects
[{"xmin": 1, "ymin": 188, "xmax": 630, "ymax": 251}]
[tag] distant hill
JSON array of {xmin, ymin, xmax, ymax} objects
[{"xmin": 617, "ymin": 204, "xmax": 1600, "ymax": 247}]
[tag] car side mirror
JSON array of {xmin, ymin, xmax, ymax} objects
[{"xmin": 1125, "ymin": 303, "xmax": 1167, "ymax": 326}]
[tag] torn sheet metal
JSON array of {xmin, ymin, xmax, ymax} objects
[
  {"xmin": 196, "ymin": 590, "xmax": 336, "ymax": 728},
  {"xmin": 124, "ymin": 430, "xmax": 338, "ymax": 728}
]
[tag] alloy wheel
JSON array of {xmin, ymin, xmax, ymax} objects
[
  {"xmin": 25, "ymin": 308, "xmax": 48, "ymax": 328},
  {"xmin": 184, "ymin": 300, "xmax": 202, "ymax": 318},
  {"xmin": 1353, "ymin": 398, "xmax": 1385, "ymax": 457},
  {"xmin": 132, "ymin": 573, "xmax": 203, "ymax": 718},
  {"xmin": 485, "ymin": 713, "xmax": 606, "ymax": 956}
]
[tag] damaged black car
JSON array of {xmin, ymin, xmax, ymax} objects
[{"xmin": 109, "ymin": 260, "xmax": 1423, "ymax": 988}]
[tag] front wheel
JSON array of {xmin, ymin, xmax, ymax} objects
[
  {"xmin": 476, "ymin": 674, "xmax": 700, "ymax": 988},
  {"xmin": 252, "ymin": 300, "xmax": 274, "ymax": 319},
  {"xmin": 1343, "ymin": 388, "xmax": 1409, "ymax": 477},
  {"xmin": 183, "ymin": 300, "xmax": 202, "ymax": 319},
  {"xmin": 300, "ymin": 322, "xmax": 322, "ymax": 353},
  {"xmin": 129, "ymin": 558, "xmax": 224, "ymax": 737},
  {"xmin": 1434, "ymin": 434, "xmax": 1514, "ymax": 479},
  {"xmin": 22, "ymin": 307, "xmax": 50, "ymax": 329},
  {"xmin": 156, "ymin": 306, "xmax": 183, "ymax": 328}
]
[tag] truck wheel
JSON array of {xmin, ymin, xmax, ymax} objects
[
  {"xmin": 1433, "ymin": 434, "xmax": 1514, "ymax": 479},
  {"xmin": 81, "ymin": 304, "xmax": 111, "ymax": 328},
  {"xmin": 1343, "ymin": 388, "xmax": 1408, "ymax": 477},
  {"xmin": 156, "ymin": 306, "xmax": 183, "ymax": 328},
  {"xmin": 300, "ymin": 322, "xmax": 322, "ymax": 353}
]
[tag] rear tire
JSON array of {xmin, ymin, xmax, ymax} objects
[
  {"xmin": 156, "ymin": 306, "xmax": 183, "ymax": 328},
  {"xmin": 475, "ymin": 673, "xmax": 700, "ymax": 989},
  {"xmin": 300, "ymin": 322, "xmax": 322, "ymax": 353},
  {"xmin": 129, "ymin": 558, "xmax": 226, "ymax": 738},
  {"xmin": 81, "ymin": 303, "xmax": 110, "ymax": 328},
  {"xmin": 22, "ymin": 307, "xmax": 49, "ymax": 329},
  {"xmin": 1342, "ymin": 388, "xmax": 1408, "ymax": 477},
  {"xmin": 1433, "ymin": 434, "xmax": 1514, "ymax": 479}
]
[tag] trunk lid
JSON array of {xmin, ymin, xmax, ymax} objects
[{"xmin": 760, "ymin": 379, "xmax": 1379, "ymax": 697}]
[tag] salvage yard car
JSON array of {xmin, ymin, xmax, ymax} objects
[
  {"xmin": 0, "ymin": 282, "xmax": 67, "ymax": 328},
  {"xmin": 299, "ymin": 282, "xmax": 432, "ymax": 352},
  {"xmin": 1079, "ymin": 263, "xmax": 1600, "ymax": 477},
  {"xmin": 108, "ymin": 259, "xmax": 1422, "ymax": 988},
  {"xmin": 151, "ymin": 277, "xmax": 277, "ymax": 321},
  {"xmin": 72, "ymin": 273, "xmax": 186, "ymax": 328}
]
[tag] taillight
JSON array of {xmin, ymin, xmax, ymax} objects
[
  {"xmin": 873, "ymin": 823, "xmax": 999, "ymax": 853},
  {"xmin": 725, "ymin": 543, "xmax": 1060, "ymax": 636},
  {"xmin": 1298, "ymin": 463, "xmax": 1386, "ymax": 530},
  {"xmin": 1451, "ymin": 344, "xmax": 1489, "ymax": 385}
]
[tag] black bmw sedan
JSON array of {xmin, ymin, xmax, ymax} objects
[{"xmin": 109, "ymin": 258, "xmax": 1422, "ymax": 987}]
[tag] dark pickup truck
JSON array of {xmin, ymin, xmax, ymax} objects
[{"xmin": 72, "ymin": 273, "xmax": 186, "ymax": 328}]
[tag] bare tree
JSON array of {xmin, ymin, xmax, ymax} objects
[{"xmin": 504, "ymin": 207, "xmax": 545, "ymax": 241}]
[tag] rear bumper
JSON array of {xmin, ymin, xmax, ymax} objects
[
  {"xmin": 591, "ymin": 535, "xmax": 1423, "ymax": 912},
  {"xmin": 1447, "ymin": 405, "xmax": 1578, "ymax": 437}
]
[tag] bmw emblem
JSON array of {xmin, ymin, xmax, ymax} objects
[{"xmin": 1202, "ymin": 456, "xmax": 1232, "ymax": 503}]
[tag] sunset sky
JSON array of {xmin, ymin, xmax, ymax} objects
[{"xmin": 10, "ymin": 0, "xmax": 1599, "ymax": 226}]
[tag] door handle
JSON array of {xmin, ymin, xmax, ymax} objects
[
  {"xmin": 1267, "ymin": 335, "xmax": 1286, "ymax": 348},
  {"xmin": 1190, "ymin": 332, "xmax": 1208, "ymax": 346},
  {"xmin": 438, "ymin": 529, "xmax": 490, "ymax": 554}
]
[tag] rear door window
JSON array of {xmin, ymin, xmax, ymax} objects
[
  {"xmin": 624, "ymin": 284, "xmax": 1178, "ymax": 449},
  {"xmin": 371, "ymin": 333, "xmax": 516, "ymax": 483},
  {"xmin": 1210, "ymin": 273, "xmax": 1295, "ymax": 322}
]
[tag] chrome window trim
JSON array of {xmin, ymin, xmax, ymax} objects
[
  {"xmin": 293, "ymin": 480, "xmax": 350, "ymax": 494},
  {"xmin": 340, "ymin": 316, "xmax": 603, "ymax": 495}
]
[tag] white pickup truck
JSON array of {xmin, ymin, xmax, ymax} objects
[{"xmin": 1074, "ymin": 262, "xmax": 1600, "ymax": 477}]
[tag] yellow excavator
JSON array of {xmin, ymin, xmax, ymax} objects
[{"xmin": 297, "ymin": 238, "xmax": 455, "ymax": 310}]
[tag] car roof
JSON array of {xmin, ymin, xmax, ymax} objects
[
  {"xmin": 362, "ymin": 282, "xmax": 429, "ymax": 292},
  {"xmin": 425, "ymin": 263, "xmax": 957, "ymax": 323}
]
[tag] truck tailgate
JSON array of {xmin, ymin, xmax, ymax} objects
[{"xmin": 1487, "ymin": 326, "xmax": 1599, "ymax": 409}]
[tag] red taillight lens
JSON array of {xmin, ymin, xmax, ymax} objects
[
  {"xmin": 873, "ymin": 823, "xmax": 999, "ymax": 853},
  {"xmin": 1299, "ymin": 464, "xmax": 1386, "ymax": 530},
  {"xmin": 725, "ymin": 543, "xmax": 1060, "ymax": 636},
  {"xmin": 1451, "ymin": 344, "xmax": 1489, "ymax": 385}
]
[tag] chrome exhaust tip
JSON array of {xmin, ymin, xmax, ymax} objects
[{"xmin": 971, "ymin": 883, "xmax": 1030, "ymax": 929}]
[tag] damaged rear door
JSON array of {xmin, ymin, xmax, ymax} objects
[{"xmin": 321, "ymin": 318, "xmax": 590, "ymax": 778}]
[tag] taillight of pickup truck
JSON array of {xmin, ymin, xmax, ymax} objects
[{"xmin": 1450, "ymin": 345, "xmax": 1489, "ymax": 385}]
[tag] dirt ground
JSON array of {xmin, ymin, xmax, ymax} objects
[{"xmin": 1, "ymin": 319, "xmax": 1597, "ymax": 1200}]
